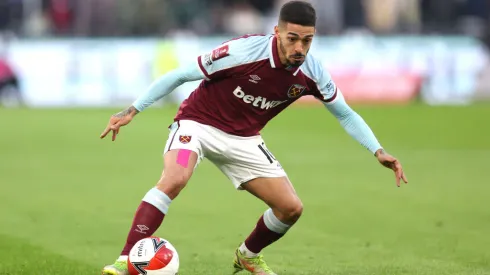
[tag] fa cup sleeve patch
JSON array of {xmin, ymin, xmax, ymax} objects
[{"xmin": 212, "ymin": 45, "xmax": 230, "ymax": 61}]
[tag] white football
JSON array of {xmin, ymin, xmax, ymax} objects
[{"xmin": 128, "ymin": 236, "xmax": 179, "ymax": 275}]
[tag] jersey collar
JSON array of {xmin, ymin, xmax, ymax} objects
[{"xmin": 269, "ymin": 36, "xmax": 302, "ymax": 75}]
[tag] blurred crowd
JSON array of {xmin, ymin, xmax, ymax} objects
[{"xmin": 0, "ymin": 0, "xmax": 489, "ymax": 43}]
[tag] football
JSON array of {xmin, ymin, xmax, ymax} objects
[{"xmin": 128, "ymin": 236, "xmax": 179, "ymax": 275}]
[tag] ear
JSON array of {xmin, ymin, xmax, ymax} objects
[{"xmin": 274, "ymin": 25, "xmax": 280, "ymax": 37}]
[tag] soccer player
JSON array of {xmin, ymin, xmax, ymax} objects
[{"xmin": 100, "ymin": 1, "xmax": 408, "ymax": 274}]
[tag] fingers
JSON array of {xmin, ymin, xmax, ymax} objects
[
  {"xmin": 395, "ymin": 169, "xmax": 401, "ymax": 187},
  {"xmin": 111, "ymin": 125, "xmax": 123, "ymax": 141},
  {"xmin": 401, "ymin": 171, "xmax": 408, "ymax": 183},
  {"xmin": 395, "ymin": 161, "xmax": 408, "ymax": 187},
  {"xmin": 379, "ymin": 155, "xmax": 408, "ymax": 187},
  {"xmin": 100, "ymin": 127, "xmax": 111, "ymax": 139},
  {"xmin": 100, "ymin": 117, "xmax": 122, "ymax": 140},
  {"xmin": 393, "ymin": 160, "xmax": 405, "ymax": 187},
  {"xmin": 111, "ymin": 123, "xmax": 122, "ymax": 141}
]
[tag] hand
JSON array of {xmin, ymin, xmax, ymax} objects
[
  {"xmin": 100, "ymin": 106, "xmax": 139, "ymax": 141},
  {"xmin": 375, "ymin": 149, "xmax": 408, "ymax": 187}
]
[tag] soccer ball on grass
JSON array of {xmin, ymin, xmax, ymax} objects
[{"xmin": 128, "ymin": 236, "xmax": 179, "ymax": 275}]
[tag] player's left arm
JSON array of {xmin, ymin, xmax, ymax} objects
[
  {"xmin": 308, "ymin": 58, "xmax": 408, "ymax": 186},
  {"xmin": 322, "ymin": 89, "xmax": 408, "ymax": 186}
]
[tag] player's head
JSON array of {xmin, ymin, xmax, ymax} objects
[{"xmin": 275, "ymin": 1, "xmax": 316, "ymax": 68}]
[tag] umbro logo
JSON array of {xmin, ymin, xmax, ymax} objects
[
  {"xmin": 249, "ymin": 75, "xmax": 261, "ymax": 84},
  {"xmin": 135, "ymin": 224, "xmax": 149, "ymax": 234}
]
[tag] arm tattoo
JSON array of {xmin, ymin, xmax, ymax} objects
[{"xmin": 114, "ymin": 106, "xmax": 139, "ymax": 118}]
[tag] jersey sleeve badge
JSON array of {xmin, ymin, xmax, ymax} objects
[{"xmin": 212, "ymin": 45, "xmax": 230, "ymax": 61}]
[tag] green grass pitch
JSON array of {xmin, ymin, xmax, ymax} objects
[{"xmin": 0, "ymin": 104, "xmax": 489, "ymax": 275}]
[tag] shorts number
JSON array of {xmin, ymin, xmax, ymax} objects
[{"xmin": 258, "ymin": 142, "xmax": 276, "ymax": 164}]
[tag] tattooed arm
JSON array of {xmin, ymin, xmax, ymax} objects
[
  {"xmin": 100, "ymin": 61, "xmax": 204, "ymax": 141},
  {"xmin": 100, "ymin": 105, "xmax": 139, "ymax": 141},
  {"xmin": 132, "ymin": 62, "xmax": 204, "ymax": 112},
  {"xmin": 114, "ymin": 105, "xmax": 140, "ymax": 118}
]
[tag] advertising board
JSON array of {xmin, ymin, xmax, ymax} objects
[{"xmin": 1, "ymin": 35, "xmax": 487, "ymax": 107}]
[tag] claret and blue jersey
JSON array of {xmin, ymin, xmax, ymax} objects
[
  {"xmin": 175, "ymin": 34, "xmax": 338, "ymax": 136},
  {"xmin": 132, "ymin": 33, "xmax": 382, "ymax": 154}
]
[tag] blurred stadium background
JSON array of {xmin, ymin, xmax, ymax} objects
[{"xmin": 0, "ymin": 1, "xmax": 489, "ymax": 275}]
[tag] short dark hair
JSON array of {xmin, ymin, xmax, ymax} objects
[{"xmin": 279, "ymin": 1, "xmax": 316, "ymax": 27}]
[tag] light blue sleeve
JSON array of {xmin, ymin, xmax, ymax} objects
[
  {"xmin": 301, "ymin": 55, "xmax": 337, "ymax": 102},
  {"xmin": 323, "ymin": 90, "xmax": 383, "ymax": 154},
  {"xmin": 132, "ymin": 62, "xmax": 204, "ymax": 112},
  {"xmin": 302, "ymin": 55, "xmax": 383, "ymax": 154},
  {"xmin": 197, "ymin": 35, "xmax": 270, "ymax": 80}
]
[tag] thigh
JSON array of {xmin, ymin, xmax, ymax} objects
[
  {"xmin": 160, "ymin": 121, "xmax": 204, "ymax": 198},
  {"xmin": 164, "ymin": 120, "xmax": 204, "ymax": 168},
  {"xmin": 160, "ymin": 149, "xmax": 199, "ymax": 199},
  {"xmin": 211, "ymin": 136, "xmax": 287, "ymax": 189}
]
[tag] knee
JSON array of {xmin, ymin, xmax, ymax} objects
[
  {"xmin": 288, "ymin": 201, "xmax": 304, "ymax": 220},
  {"xmin": 156, "ymin": 172, "xmax": 189, "ymax": 198},
  {"xmin": 278, "ymin": 200, "xmax": 303, "ymax": 223}
]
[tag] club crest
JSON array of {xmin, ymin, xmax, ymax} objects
[
  {"xmin": 179, "ymin": 135, "xmax": 192, "ymax": 144},
  {"xmin": 287, "ymin": 84, "xmax": 306, "ymax": 98}
]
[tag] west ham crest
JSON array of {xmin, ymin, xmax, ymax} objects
[
  {"xmin": 287, "ymin": 84, "xmax": 306, "ymax": 98},
  {"xmin": 179, "ymin": 135, "xmax": 192, "ymax": 144}
]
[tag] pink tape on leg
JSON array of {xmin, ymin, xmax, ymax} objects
[{"xmin": 176, "ymin": 149, "xmax": 192, "ymax": 168}]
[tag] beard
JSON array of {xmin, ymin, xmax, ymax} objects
[
  {"xmin": 279, "ymin": 39, "xmax": 306, "ymax": 68},
  {"xmin": 288, "ymin": 56, "xmax": 305, "ymax": 67}
]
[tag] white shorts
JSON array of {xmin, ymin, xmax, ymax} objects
[{"xmin": 163, "ymin": 120, "xmax": 287, "ymax": 189}]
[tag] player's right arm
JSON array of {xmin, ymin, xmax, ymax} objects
[
  {"xmin": 100, "ymin": 62, "xmax": 205, "ymax": 141},
  {"xmin": 131, "ymin": 37, "xmax": 247, "ymax": 111},
  {"xmin": 100, "ymin": 36, "xmax": 261, "ymax": 141},
  {"xmin": 132, "ymin": 63, "xmax": 205, "ymax": 112}
]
